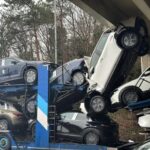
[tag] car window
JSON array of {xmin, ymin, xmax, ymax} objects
[
  {"xmin": 61, "ymin": 112, "xmax": 74, "ymax": 120},
  {"xmin": 75, "ymin": 113, "xmax": 87, "ymax": 121},
  {"xmin": 90, "ymin": 33, "xmax": 110, "ymax": 69},
  {"xmin": 2, "ymin": 58, "xmax": 17, "ymax": 66}
]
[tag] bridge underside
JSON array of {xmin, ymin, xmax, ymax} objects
[{"xmin": 70, "ymin": 0, "xmax": 150, "ymax": 71}]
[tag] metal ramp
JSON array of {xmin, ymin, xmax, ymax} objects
[
  {"xmin": 127, "ymin": 98, "xmax": 150, "ymax": 110},
  {"xmin": 49, "ymin": 105, "xmax": 57, "ymax": 143}
]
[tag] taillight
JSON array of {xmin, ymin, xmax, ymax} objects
[{"xmin": 12, "ymin": 112, "xmax": 23, "ymax": 117}]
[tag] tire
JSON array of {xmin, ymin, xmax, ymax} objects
[
  {"xmin": 72, "ymin": 71, "xmax": 85, "ymax": 86},
  {"xmin": 0, "ymin": 133, "xmax": 11, "ymax": 150},
  {"xmin": 22, "ymin": 96, "xmax": 36, "ymax": 119},
  {"xmin": 87, "ymin": 95, "xmax": 107, "ymax": 115},
  {"xmin": 119, "ymin": 86, "xmax": 142, "ymax": 106},
  {"xmin": 83, "ymin": 129, "xmax": 100, "ymax": 145},
  {"xmin": 116, "ymin": 28, "xmax": 140, "ymax": 50},
  {"xmin": 0, "ymin": 119, "xmax": 9, "ymax": 130},
  {"xmin": 24, "ymin": 68, "xmax": 37, "ymax": 84}
]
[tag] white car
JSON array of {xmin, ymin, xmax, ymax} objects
[
  {"xmin": 138, "ymin": 114, "xmax": 150, "ymax": 128},
  {"xmin": 111, "ymin": 67, "xmax": 150, "ymax": 106},
  {"xmin": 136, "ymin": 109, "xmax": 150, "ymax": 128},
  {"xmin": 84, "ymin": 17, "xmax": 149, "ymax": 115}
]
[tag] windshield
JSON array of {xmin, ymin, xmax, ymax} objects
[{"xmin": 90, "ymin": 33, "xmax": 110, "ymax": 69}]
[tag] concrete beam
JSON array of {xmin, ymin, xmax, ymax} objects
[{"xmin": 70, "ymin": 0, "xmax": 113, "ymax": 27}]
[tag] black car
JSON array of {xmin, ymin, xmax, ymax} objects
[
  {"xmin": 30, "ymin": 112, "xmax": 119, "ymax": 146},
  {"xmin": 0, "ymin": 57, "xmax": 58, "ymax": 85}
]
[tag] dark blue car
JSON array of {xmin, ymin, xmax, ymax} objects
[{"xmin": 0, "ymin": 57, "xmax": 58, "ymax": 85}]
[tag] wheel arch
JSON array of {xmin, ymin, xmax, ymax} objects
[{"xmin": 22, "ymin": 65, "xmax": 37, "ymax": 77}]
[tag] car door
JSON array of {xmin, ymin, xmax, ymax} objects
[
  {"xmin": 51, "ymin": 82, "xmax": 87, "ymax": 113},
  {"xmin": 57, "ymin": 113, "xmax": 83, "ymax": 142}
]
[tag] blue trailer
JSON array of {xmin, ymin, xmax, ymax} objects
[{"xmin": 0, "ymin": 65, "xmax": 117, "ymax": 150}]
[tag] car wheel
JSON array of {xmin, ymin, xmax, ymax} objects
[
  {"xmin": 89, "ymin": 95, "xmax": 107, "ymax": 114},
  {"xmin": 0, "ymin": 133, "xmax": 11, "ymax": 150},
  {"xmin": 72, "ymin": 71, "xmax": 85, "ymax": 86},
  {"xmin": 116, "ymin": 28, "xmax": 139, "ymax": 50},
  {"xmin": 25, "ymin": 99, "xmax": 36, "ymax": 119},
  {"xmin": 84, "ymin": 130, "xmax": 100, "ymax": 145},
  {"xmin": 0, "ymin": 119, "xmax": 9, "ymax": 130},
  {"xmin": 119, "ymin": 86, "xmax": 142, "ymax": 106},
  {"xmin": 24, "ymin": 68, "xmax": 37, "ymax": 84},
  {"xmin": 22, "ymin": 96, "xmax": 36, "ymax": 119}
]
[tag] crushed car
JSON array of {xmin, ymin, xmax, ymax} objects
[
  {"xmin": 0, "ymin": 58, "xmax": 88, "ymax": 118},
  {"xmin": 84, "ymin": 17, "xmax": 149, "ymax": 115}
]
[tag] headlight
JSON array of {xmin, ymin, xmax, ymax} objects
[{"xmin": 72, "ymin": 72, "xmax": 85, "ymax": 86}]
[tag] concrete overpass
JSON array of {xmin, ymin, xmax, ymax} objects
[{"xmin": 70, "ymin": 0, "xmax": 150, "ymax": 71}]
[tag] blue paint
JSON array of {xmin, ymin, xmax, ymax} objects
[
  {"xmin": 128, "ymin": 99, "xmax": 150, "ymax": 110},
  {"xmin": 38, "ymin": 95, "xmax": 48, "ymax": 115},
  {"xmin": 35, "ymin": 64, "xmax": 49, "ymax": 147}
]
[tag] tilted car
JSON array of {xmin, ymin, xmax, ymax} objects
[
  {"xmin": 0, "ymin": 59, "xmax": 88, "ymax": 118},
  {"xmin": 29, "ymin": 112, "xmax": 119, "ymax": 146},
  {"xmin": 0, "ymin": 57, "xmax": 58, "ymax": 85},
  {"xmin": 111, "ymin": 67, "xmax": 150, "ymax": 107},
  {"xmin": 84, "ymin": 17, "xmax": 149, "ymax": 115},
  {"xmin": 0, "ymin": 102, "xmax": 28, "ymax": 131}
]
